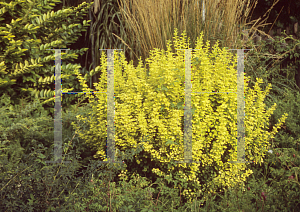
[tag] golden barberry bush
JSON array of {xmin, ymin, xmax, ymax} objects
[{"xmin": 71, "ymin": 28, "xmax": 288, "ymax": 203}]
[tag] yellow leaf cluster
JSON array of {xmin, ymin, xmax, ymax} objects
[{"xmin": 72, "ymin": 29, "xmax": 288, "ymax": 202}]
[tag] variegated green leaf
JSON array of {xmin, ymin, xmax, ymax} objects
[
  {"xmin": 40, "ymin": 89, "xmax": 44, "ymax": 97},
  {"xmin": 24, "ymin": 23, "xmax": 29, "ymax": 30},
  {"xmin": 45, "ymin": 89, "xmax": 49, "ymax": 97},
  {"xmin": 35, "ymin": 90, "xmax": 39, "ymax": 98}
]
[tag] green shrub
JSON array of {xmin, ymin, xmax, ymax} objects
[
  {"xmin": 0, "ymin": 0, "xmax": 94, "ymax": 115},
  {"xmin": 0, "ymin": 94, "xmax": 80, "ymax": 211},
  {"xmin": 0, "ymin": 91, "xmax": 153, "ymax": 211}
]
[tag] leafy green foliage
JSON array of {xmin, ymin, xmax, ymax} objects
[
  {"xmin": 0, "ymin": 90, "xmax": 146, "ymax": 211},
  {"xmin": 0, "ymin": 92, "xmax": 80, "ymax": 211},
  {"xmin": 0, "ymin": 93, "xmax": 53, "ymax": 160},
  {"xmin": 243, "ymin": 31, "xmax": 300, "ymax": 98},
  {"xmin": 0, "ymin": 0, "xmax": 93, "ymax": 115}
]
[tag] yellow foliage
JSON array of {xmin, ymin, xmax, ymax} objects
[{"xmin": 71, "ymin": 28, "xmax": 288, "ymax": 203}]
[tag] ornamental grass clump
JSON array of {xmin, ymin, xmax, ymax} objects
[{"xmin": 72, "ymin": 28, "xmax": 288, "ymax": 205}]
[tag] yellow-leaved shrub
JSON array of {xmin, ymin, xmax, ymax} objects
[{"xmin": 72, "ymin": 28, "xmax": 288, "ymax": 203}]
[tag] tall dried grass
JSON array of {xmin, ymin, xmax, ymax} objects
[
  {"xmin": 114, "ymin": 0, "xmax": 278, "ymax": 68},
  {"xmin": 58, "ymin": 0, "xmax": 281, "ymax": 85}
]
